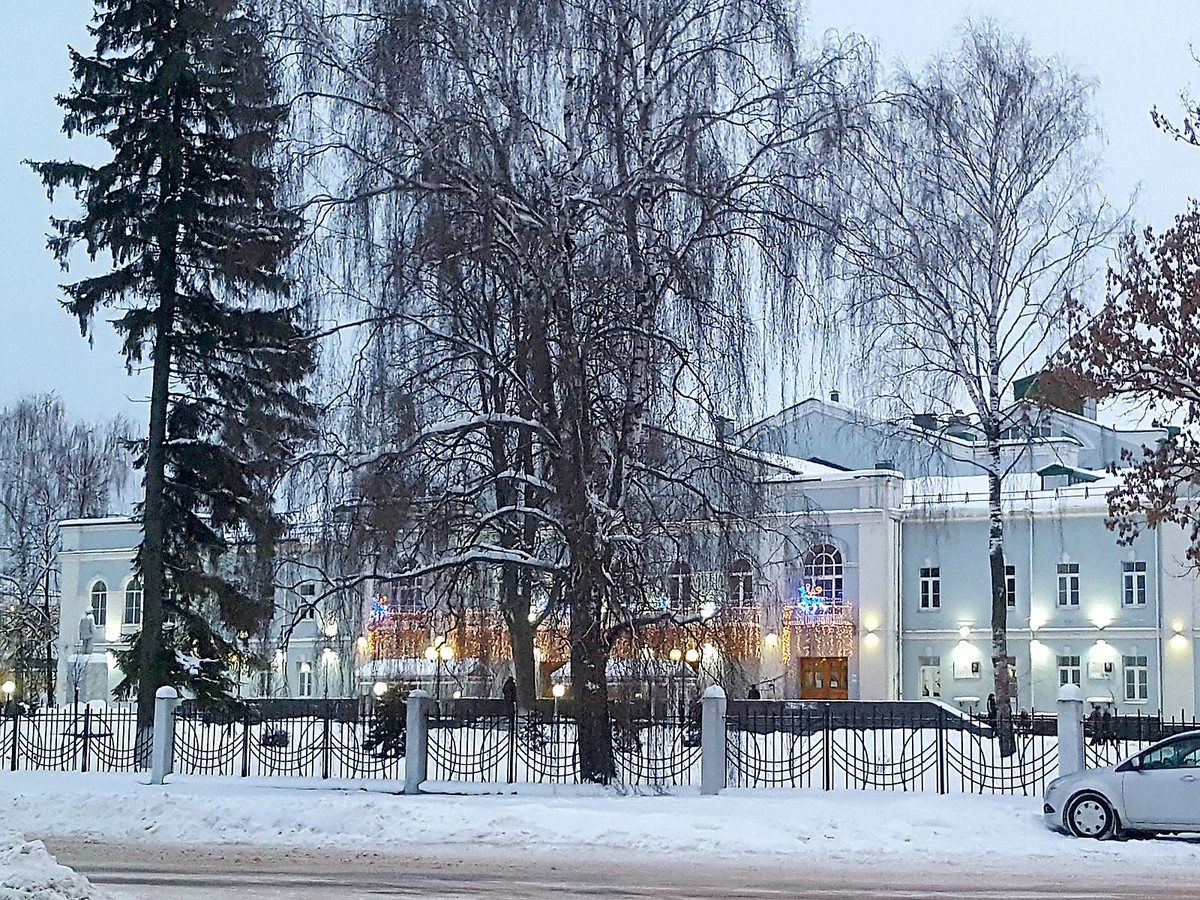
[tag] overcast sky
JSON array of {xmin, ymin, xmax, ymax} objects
[{"xmin": 0, "ymin": 1, "xmax": 1197, "ymax": 426}]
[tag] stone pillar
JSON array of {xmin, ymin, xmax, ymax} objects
[
  {"xmin": 1057, "ymin": 683, "xmax": 1085, "ymax": 778},
  {"xmin": 700, "ymin": 685, "xmax": 727, "ymax": 796},
  {"xmin": 404, "ymin": 689, "xmax": 433, "ymax": 795},
  {"xmin": 149, "ymin": 685, "xmax": 179, "ymax": 785}
]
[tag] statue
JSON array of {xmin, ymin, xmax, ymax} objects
[{"xmin": 78, "ymin": 610, "xmax": 96, "ymax": 655}]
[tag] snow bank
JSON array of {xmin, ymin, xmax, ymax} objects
[
  {"xmin": 0, "ymin": 834, "xmax": 107, "ymax": 899},
  {"xmin": 0, "ymin": 771, "xmax": 1197, "ymax": 877}
]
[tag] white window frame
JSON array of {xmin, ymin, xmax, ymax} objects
[
  {"xmin": 804, "ymin": 544, "xmax": 844, "ymax": 600},
  {"xmin": 1057, "ymin": 563, "xmax": 1080, "ymax": 607},
  {"xmin": 297, "ymin": 583, "xmax": 317, "ymax": 620},
  {"xmin": 297, "ymin": 662, "xmax": 314, "ymax": 698},
  {"xmin": 1005, "ymin": 565, "xmax": 1016, "ymax": 608},
  {"xmin": 1057, "ymin": 655, "xmax": 1081, "ymax": 687},
  {"xmin": 89, "ymin": 580, "xmax": 108, "ymax": 628},
  {"xmin": 919, "ymin": 567, "xmax": 940, "ymax": 610},
  {"xmin": 1122, "ymin": 561, "xmax": 1147, "ymax": 606},
  {"xmin": 728, "ymin": 558, "xmax": 755, "ymax": 606},
  {"xmin": 123, "ymin": 578, "xmax": 143, "ymax": 627},
  {"xmin": 1123, "ymin": 655, "xmax": 1149, "ymax": 702}
]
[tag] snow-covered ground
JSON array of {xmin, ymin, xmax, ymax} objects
[
  {"xmin": 0, "ymin": 832, "xmax": 108, "ymax": 899},
  {"xmin": 0, "ymin": 771, "xmax": 1198, "ymax": 881}
]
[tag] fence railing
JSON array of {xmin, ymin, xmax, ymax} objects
[
  {"xmin": 3, "ymin": 695, "xmax": 1197, "ymax": 797},
  {"xmin": 725, "ymin": 701, "xmax": 1059, "ymax": 795},
  {"xmin": 424, "ymin": 699, "xmax": 701, "ymax": 786},
  {"xmin": 0, "ymin": 707, "xmax": 139, "ymax": 772}
]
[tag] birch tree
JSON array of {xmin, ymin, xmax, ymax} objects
[{"xmin": 836, "ymin": 23, "xmax": 1116, "ymax": 754}]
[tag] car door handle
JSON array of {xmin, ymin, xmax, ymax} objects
[{"xmin": 1181, "ymin": 775, "xmax": 1198, "ymax": 782}]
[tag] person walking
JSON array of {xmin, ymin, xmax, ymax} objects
[
  {"xmin": 501, "ymin": 676, "xmax": 517, "ymax": 722},
  {"xmin": 747, "ymin": 683, "xmax": 761, "ymax": 700}
]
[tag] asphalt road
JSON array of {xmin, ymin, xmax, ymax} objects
[{"xmin": 43, "ymin": 840, "xmax": 1200, "ymax": 900}]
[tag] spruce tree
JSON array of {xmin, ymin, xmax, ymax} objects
[{"xmin": 30, "ymin": 0, "xmax": 313, "ymax": 756}]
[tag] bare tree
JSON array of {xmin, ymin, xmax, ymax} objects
[
  {"xmin": 836, "ymin": 23, "xmax": 1118, "ymax": 754},
  {"xmin": 277, "ymin": 0, "xmax": 867, "ymax": 780},
  {"xmin": 0, "ymin": 395, "xmax": 133, "ymax": 704}
]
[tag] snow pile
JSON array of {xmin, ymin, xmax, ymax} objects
[
  {"xmin": 0, "ymin": 835, "xmax": 106, "ymax": 900},
  {"xmin": 0, "ymin": 771, "xmax": 1198, "ymax": 878}
]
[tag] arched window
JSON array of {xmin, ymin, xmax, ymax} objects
[
  {"xmin": 89, "ymin": 580, "xmax": 107, "ymax": 627},
  {"xmin": 728, "ymin": 559, "xmax": 754, "ymax": 606},
  {"xmin": 667, "ymin": 560, "xmax": 692, "ymax": 608},
  {"xmin": 123, "ymin": 577, "xmax": 143, "ymax": 626},
  {"xmin": 802, "ymin": 544, "xmax": 843, "ymax": 601}
]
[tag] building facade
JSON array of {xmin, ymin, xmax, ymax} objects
[{"xmin": 49, "ymin": 394, "xmax": 1200, "ymax": 717}]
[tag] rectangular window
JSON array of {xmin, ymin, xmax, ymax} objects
[
  {"xmin": 1005, "ymin": 565, "xmax": 1016, "ymax": 608},
  {"xmin": 1058, "ymin": 655, "xmax": 1081, "ymax": 687},
  {"xmin": 297, "ymin": 663, "xmax": 313, "ymax": 698},
  {"xmin": 1123, "ymin": 655, "xmax": 1149, "ymax": 702},
  {"xmin": 919, "ymin": 567, "xmax": 941, "ymax": 610},
  {"xmin": 1122, "ymin": 561, "xmax": 1147, "ymax": 606},
  {"xmin": 298, "ymin": 583, "xmax": 317, "ymax": 620},
  {"xmin": 1057, "ymin": 563, "xmax": 1080, "ymax": 607}
]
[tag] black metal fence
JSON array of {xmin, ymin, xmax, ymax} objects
[
  {"xmin": 171, "ymin": 700, "xmax": 403, "ymax": 778},
  {"xmin": 0, "ymin": 707, "xmax": 139, "ymax": 772},
  {"xmin": 726, "ymin": 701, "xmax": 1060, "ymax": 795},
  {"xmin": 1083, "ymin": 710, "xmax": 1200, "ymax": 770},
  {"xmin": 426, "ymin": 699, "xmax": 701, "ymax": 786}
]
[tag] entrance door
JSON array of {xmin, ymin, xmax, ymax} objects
[{"xmin": 799, "ymin": 657, "xmax": 849, "ymax": 700}]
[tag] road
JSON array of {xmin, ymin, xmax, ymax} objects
[{"xmin": 43, "ymin": 840, "xmax": 1200, "ymax": 899}]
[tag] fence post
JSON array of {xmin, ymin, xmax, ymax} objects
[
  {"xmin": 9, "ymin": 710, "xmax": 19, "ymax": 772},
  {"xmin": 149, "ymin": 686, "xmax": 179, "ymax": 785},
  {"xmin": 404, "ymin": 689, "xmax": 433, "ymax": 795},
  {"xmin": 1056, "ymin": 683, "xmax": 1085, "ymax": 778},
  {"xmin": 700, "ymin": 685, "xmax": 727, "ymax": 796}
]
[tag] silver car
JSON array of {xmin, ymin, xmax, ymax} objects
[{"xmin": 1044, "ymin": 730, "xmax": 1200, "ymax": 839}]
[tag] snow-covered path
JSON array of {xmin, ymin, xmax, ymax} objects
[{"xmin": 1, "ymin": 771, "xmax": 1199, "ymax": 896}]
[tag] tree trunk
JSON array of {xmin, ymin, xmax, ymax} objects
[
  {"xmin": 134, "ymin": 299, "xmax": 175, "ymax": 766},
  {"xmin": 507, "ymin": 611, "xmax": 538, "ymax": 711},
  {"xmin": 570, "ymin": 579, "xmax": 614, "ymax": 784},
  {"xmin": 988, "ymin": 463, "xmax": 1016, "ymax": 758}
]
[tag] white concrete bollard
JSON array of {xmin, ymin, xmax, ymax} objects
[
  {"xmin": 700, "ymin": 685, "xmax": 727, "ymax": 796},
  {"xmin": 149, "ymin": 685, "xmax": 179, "ymax": 785},
  {"xmin": 404, "ymin": 689, "xmax": 434, "ymax": 795},
  {"xmin": 1057, "ymin": 683, "xmax": 1086, "ymax": 778}
]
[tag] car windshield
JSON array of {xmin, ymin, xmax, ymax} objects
[{"xmin": 1140, "ymin": 736, "xmax": 1200, "ymax": 770}]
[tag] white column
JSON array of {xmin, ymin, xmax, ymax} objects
[
  {"xmin": 1057, "ymin": 683, "xmax": 1085, "ymax": 778},
  {"xmin": 149, "ymin": 686, "xmax": 179, "ymax": 785},
  {"xmin": 700, "ymin": 685, "xmax": 727, "ymax": 796},
  {"xmin": 404, "ymin": 689, "xmax": 433, "ymax": 794}
]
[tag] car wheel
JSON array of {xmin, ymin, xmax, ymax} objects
[{"xmin": 1065, "ymin": 792, "xmax": 1119, "ymax": 840}]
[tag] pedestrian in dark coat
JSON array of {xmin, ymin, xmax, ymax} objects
[
  {"xmin": 747, "ymin": 684, "xmax": 761, "ymax": 700},
  {"xmin": 502, "ymin": 676, "xmax": 517, "ymax": 717}
]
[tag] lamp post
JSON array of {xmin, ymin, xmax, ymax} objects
[
  {"xmin": 2, "ymin": 679, "xmax": 14, "ymax": 715},
  {"xmin": 425, "ymin": 639, "xmax": 455, "ymax": 703}
]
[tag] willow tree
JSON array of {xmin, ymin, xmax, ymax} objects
[
  {"xmin": 284, "ymin": 0, "xmax": 867, "ymax": 781},
  {"xmin": 31, "ymin": 0, "xmax": 314, "ymax": 754},
  {"xmin": 836, "ymin": 24, "xmax": 1116, "ymax": 754}
]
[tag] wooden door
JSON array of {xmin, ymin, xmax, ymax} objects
[{"xmin": 799, "ymin": 657, "xmax": 849, "ymax": 700}]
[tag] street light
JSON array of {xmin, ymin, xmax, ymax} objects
[
  {"xmin": 1, "ymin": 680, "xmax": 14, "ymax": 713},
  {"xmin": 552, "ymin": 682, "xmax": 566, "ymax": 720},
  {"xmin": 372, "ymin": 680, "xmax": 388, "ymax": 697}
]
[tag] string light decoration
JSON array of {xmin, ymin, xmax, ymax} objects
[{"xmin": 781, "ymin": 583, "xmax": 855, "ymax": 664}]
